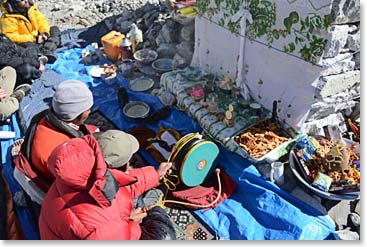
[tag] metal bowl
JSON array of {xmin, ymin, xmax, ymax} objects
[
  {"xmin": 123, "ymin": 101, "xmax": 150, "ymax": 121},
  {"xmin": 289, "ymin": 149, "xmax": 360, "ymax": 201},
  {"xmin": 133, "ymin": 49, "xmax": 158, "ymax": 64},
  {"xmin": 152, "ymin": 58, "xmax": 174, "ymax": 73}
]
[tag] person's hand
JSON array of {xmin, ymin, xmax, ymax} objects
[
  {"xmin": 36, "ymin": 35, "xmax": 45, "ymax": 44},
  {"xmin": 42, "ymin": 34, "xmax": 49, "ymax": 42},
  {"xmin": 130, "ymin": 207, "xmax": 147, "ymax": 223},
  {"xmin": 39, "ymin": 62, "xmax": 46, "ymax": 72},
  {"xmin": 156, "ymin": 162, "xmax": 172, "ymax": 178},
  {"xmin": 0, "ymin": 88, "xmax": 8, "ymax": 101}
]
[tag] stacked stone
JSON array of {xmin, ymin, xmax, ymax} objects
[
  {"xmin": 154, "ymin": 10, "xmax": 195, "ymax": 68},
  {"xmin": 301, "ymin": 0, "xmax": 360, "ymax": 136}
]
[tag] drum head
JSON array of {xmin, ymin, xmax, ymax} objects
[{"xmin": 180, "ymin": 141, "xmax": 219, "ymax": 187}]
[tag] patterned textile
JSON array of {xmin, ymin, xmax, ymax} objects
[{"xmin": 164, "ymin": 207, "xmax": 218, "ymax": 240}]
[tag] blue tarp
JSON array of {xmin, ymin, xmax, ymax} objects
[
  {"xmin": 1, "ymin": 44, "xmax": 336, "ymax": 240},
  {"xmin": 46, "ymin": 46, "xmax": 336, "ymax": 240},
  {"xmin": 1, "ymin": 115, "xmax": 40, "ymax": 240}
]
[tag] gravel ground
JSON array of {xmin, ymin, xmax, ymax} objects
[{"xmin": 36, "ymin": 0, "xmax": 163, "ymax": 30}]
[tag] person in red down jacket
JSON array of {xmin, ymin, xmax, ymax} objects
[{"xmin": 38, "ymin": 133, "xmax": 173, "ymax": 240}]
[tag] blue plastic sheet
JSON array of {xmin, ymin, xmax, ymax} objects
[
  {"xmin": 0, "ymin": 115, "xmax": 40, "ymax": 240},
  {"xmin": 4, "ymin": 43, "xmax": 336, "ymax": 240},
  {"xmin": 45, "ymin": 46, "xmax": 336, "ymax": 240}
]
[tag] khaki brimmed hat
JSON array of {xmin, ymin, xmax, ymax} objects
[
  {"xmin": 0, "ymin": 66, "xmax": 17, "ymax": 95},
  {"xmin": 95, "ymin": 130, "xmax": 140, "ymax": 168}
]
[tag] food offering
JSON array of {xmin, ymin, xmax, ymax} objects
[
  {"xmin": 292, "ymin": 135, "xmax": 360, "ymax": 195},
  {"xmin": 101, "ymin": 64, "xmax": 117, "ymax": 85},
  {"xmin": 233, "ymin": 118, "xmax": 291, "ymax": 162}
]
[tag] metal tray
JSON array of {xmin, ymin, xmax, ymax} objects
[{"xmin": 232, "ymin": 118, "xmax": 295, "ymax": 163}]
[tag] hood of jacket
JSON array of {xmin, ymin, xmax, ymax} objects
[{"xmin": 47, "ymin": 134, "xmax": 137, "ymax": 207}]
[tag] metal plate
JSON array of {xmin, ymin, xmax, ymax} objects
[
  {"xmin": 152, "ymin": 58, "xmax": 174, "ymax": 73},
  {"xmin": 129, "ymin": 76, "xmax": 155, "ymax": 92},
  {"xmin": 89, "ymin": 65, "xmax": 104, "ymax": 78},
  {"xmin": 123, "ymin": 101, "xmax": 150, "ymax": 120}
]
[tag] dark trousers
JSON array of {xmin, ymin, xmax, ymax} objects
[
  {"xmin": 20, "ymin": 26, "xmax": 61, "ymax": 55},
  {"xmin": 134, "ymin": 188, "xmax": 176, "ymax": 240}
]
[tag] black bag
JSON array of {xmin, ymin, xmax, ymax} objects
[{"xmin": 140, "ymin": 206, "xmax": 176, "ymax": 240}]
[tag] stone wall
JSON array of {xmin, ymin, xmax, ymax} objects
[
  {"xmin": 108, "ymin": 2, "xmax": 195, "ymax": 69},
  {"xmin": 302, "ymin": 0, "xmax": 360, "ymax": 135}
]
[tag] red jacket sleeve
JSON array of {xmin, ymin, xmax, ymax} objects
[{"xmin": 110, "ymin": 166, "xmax": 160, "ymax": 199}]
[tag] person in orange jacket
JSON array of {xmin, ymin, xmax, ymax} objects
[{"xmin": 0, "ymin": 0, "xmax": 61, "ymax": 63}]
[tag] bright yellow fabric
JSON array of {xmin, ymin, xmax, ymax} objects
[{"xmin": 0, "ymin": 1, "xmax": 50, "ymax": 44}]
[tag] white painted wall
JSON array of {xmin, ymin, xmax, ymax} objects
[{"xmin": 192, "ymin": 0, "xmax": 333, "ymax": 130}]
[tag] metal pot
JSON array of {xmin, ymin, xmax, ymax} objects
[{"xmin": 118, "ymin": 59, "xmax": 135, "ymax": 77}]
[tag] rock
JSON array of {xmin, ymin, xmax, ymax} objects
[
  {"xmin": 331, "ymin": 0, "xmax": 360, "ymax": 24},
  {"xmin": 290, "ymin": 187, "xmax": 327, "ymax": 215},
  {"xmin": 335, "ymin": 229, "xmax": 359, "ymax": 240},
  {"xmin": 347, "ymin": 29, "xmax": 360, "ymax": 51},
  {"xmin": 160, "ymin": 20, "xmax": 180, "ymax": 43},
  {"xmin": 176, "ymin": 41, "xmax": 194, "ymax": 61},
  {"xmin": 157, "ymin": 43, "xmax": 177, "ymax": 58},
  {"xmin": 323, "ymin": 25, "xmax": 349, "ymax": 58},
  {"xmin": 173, "ymin": 53, "xmax": 189, "ymax": 69},
  {"xmin": 353, "ymin": 51, "xmax": 360, "ymax": 70},
  {"xmin": 348, "ymin": 24, "xmax": 359, "ymax": 33},
  {"xmin": 180, "ymin": 23, "xmax": 195, "ymax": 42},
  {"xmin": 320, "ymin": 55, "xmax": 355, "ymax": 77},
  {"xmin": 320, "ymin": 70, "xmax": 360, "ymax": 98},
  {"xmin": 117, "ymin": 20, "xmax": 134, "ymax": 34}
]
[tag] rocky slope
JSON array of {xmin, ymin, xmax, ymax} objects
[{"xmin": 36, "ymin": 0, "xmax": 165, "ymax": 30}]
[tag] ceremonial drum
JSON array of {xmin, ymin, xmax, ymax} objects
[{"xmin": 169, "ymin": 133, "xmax": 219, "ymax": 187}]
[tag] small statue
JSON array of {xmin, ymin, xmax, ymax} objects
[{"xmin": 223, "ymin": 104, "xmax": 235, "ymax": 127}]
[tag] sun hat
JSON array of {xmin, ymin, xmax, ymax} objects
[{"xmin": 95, "ymin": 130, "xmax": 140, "ymax": 168}]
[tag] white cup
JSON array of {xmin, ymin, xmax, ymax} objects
[{"xmin": 271, "ymin": 161, "xmax": 284, "ymax": 186}]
